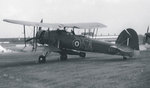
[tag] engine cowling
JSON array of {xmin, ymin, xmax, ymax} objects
[{"xmin": 36, "ymin": 30, "xmax": 46, "ymax": 44}]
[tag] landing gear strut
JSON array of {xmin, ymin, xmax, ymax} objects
[
  {"xmin": 60, "ymin": 53, "xmax": 67, "ymax": 61},
  {"xmin": 38, "ymin": 51, "xmax": 49, "ymax": 63},
  {"xmin": 79, "ymin": 52, "xmax": 86, "ymax": 58},
  {"xmin": 123, "ymin": 56, "xmax": 127, "ymax": 60}
]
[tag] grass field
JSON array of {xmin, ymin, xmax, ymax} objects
[{"xmin": 0, "ymin": 51, "xmax": 150, "ymax": 88}]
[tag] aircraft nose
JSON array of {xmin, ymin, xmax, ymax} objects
[
  {"xmin": 36, "ymin": 30, "xmax": 46, "ymax": 44},
  {"xmin": 145, "ymin": 33, "xmax": 148, "ymax": 36}
]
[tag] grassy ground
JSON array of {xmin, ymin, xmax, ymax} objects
[{"xmin": 0, "ymin": 51, "xmax": 150, "ymax": 88}]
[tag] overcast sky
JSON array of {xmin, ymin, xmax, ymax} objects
[{"xmin": 0, "ymin": 0, "xmax": 150, "ymax": 38}]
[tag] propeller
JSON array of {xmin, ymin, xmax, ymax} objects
[
  {"xmin": 25, "ymin": 19, "xmax": 59, "ymax": 51},
  {"xmin": 39, "ymin": 19, "xmax": 43, "ymax": 31},
  {"xmin": 145, "ymin": 26, "xmax": 149, "ymax": 43},
  {"xmin": 147, "ymin": 26, "xmax": 149, "ymax": 33}
]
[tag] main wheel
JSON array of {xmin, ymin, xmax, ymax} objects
[
  {"xmin": 123, "ymin": 56, "xmax": 127, "ymax": 60},
  {"xmin": 60, "ymin": 54, "xmax": 67, "ymax": 61},
  {"xmin": 39, "ymin": 55, "xmax": 46, "ymax": 63},
  {"xmin": 79, "ymin": 52, "xmax": 86, "ymax": 58}
]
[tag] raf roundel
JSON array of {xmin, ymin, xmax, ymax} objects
[{"xmin": 73, "ymin": 40, "xmax": 80, "ymax": 48}]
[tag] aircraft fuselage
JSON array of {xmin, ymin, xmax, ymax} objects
[{"xmin": 37, "ymin": 30, "xmax": 117, "ymax": 55}]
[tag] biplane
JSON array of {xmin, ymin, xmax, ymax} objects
[{"xmin": 3, "ymin": 19, "xmax": 139, "ymax": 63}]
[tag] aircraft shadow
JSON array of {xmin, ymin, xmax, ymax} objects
[
  {"xmin": 0, "ymin": 56, "xmax": 134, "ymax": 68},
  {"xmin": 68, "ymin": 56, "xmax": 134, "ymax": 63},
  {"xmin": 0, "ymin": 59, "xmax": 60, "ymax": 68}
]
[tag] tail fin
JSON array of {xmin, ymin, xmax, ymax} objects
[{"xmin": 116, "ymin": 28, "xmax": 139, "ymax": 50}]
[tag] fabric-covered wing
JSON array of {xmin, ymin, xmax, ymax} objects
[
  {"xmin": 3, "ymin": 19, "xmax": 106, "ymax": 29},
  {"xmin": 3, "ymin": 19, "xmax": 63, "ymax": 28},
  {"xmin": 64, "ymin": 22, "xmax": 106, "ymax": 29}
]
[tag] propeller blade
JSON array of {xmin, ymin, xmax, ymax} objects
[
  {"xmin": 25, "ymin": 37, "xmax": 35, "ymax": 42},
  {"xmin": 39, "ymin": 19, "xmax": 43, "ymax": 31},
  {"xmin": 145, "ymin": 35, "xmax": 148, "ymax": 44},
  {"xmin": 147, "ymin": 26, "xmax": 149, "ymax": 33}
]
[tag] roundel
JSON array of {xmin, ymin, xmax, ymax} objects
[{"xmin": 73, "ymin": 40, "xmax": 80, "ymax": 48}]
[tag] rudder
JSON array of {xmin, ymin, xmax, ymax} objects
[{"xmin": 116, "ymin": 28, "xmax": 139, "ymax": 50}]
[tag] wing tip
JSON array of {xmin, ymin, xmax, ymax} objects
[
  {"xmin": 3, "ymin": 19, "xmax": 10, "ymax": 23},
  {"xmin": 3, "ymin": 19, "xmax": 7, "ymax": 22}
]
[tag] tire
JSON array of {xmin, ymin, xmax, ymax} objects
[
  {"xmin": 123, "ymin": 56, "xmax": 127, "ymax": 60},
  {"xmin": 79, "ymin": 52, "xmax": 86, "ymax": 58},
  {"xmin": 39, "ymin": 55, "xmax": 46, "ymax": 63},
  {"xmin": 60, "ymin": 54, "xmax": 67, "ymax": 61}
]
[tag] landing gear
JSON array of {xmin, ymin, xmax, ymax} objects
[
  {"xmin": 38, "ymin": 51, "xmax": 49, "ymax": 63},
  {"xmin": 79, "ymin": 52, "xmax": 86, "ymax": 58},
  {"xmin": 39, "ymin": 55, "xmax": 46, "ymax": 63},
  {"xmin": 123, "ymin": 56, "xmax": 127, "ymax": 60},
  {"xmin": 60, "ymin": 53, "xmax": 67, "ymax": 61}
]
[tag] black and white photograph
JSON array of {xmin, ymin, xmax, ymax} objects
[{"xmin": 0, "ymin": 0, "xmax": 150, "ymax": 88}]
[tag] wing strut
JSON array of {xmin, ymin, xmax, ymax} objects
[
  {"xmin": 92, "ymin": 28, "xmax": 96, "ymax": 38},
  {"xmin": 23, "ymin": 25, "xmax": 26, "ymax": 47},
  {"xmin": 95, "ymin": 28, "xmax": 98, "ymax": 39},
  {"xmin": 32, "ymin": 26, "xmax": 36, "ymax": 51}
]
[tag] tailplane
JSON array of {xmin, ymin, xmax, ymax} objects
[{"xmin": 116, "ymin": 28, "xmax": 139, "ymax": 50}]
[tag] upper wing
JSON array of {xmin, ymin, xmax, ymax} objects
[
  {"xmin": 63, "ymin": 23, "xmax": 106, "ymax": 29},
  {"xmin": 3, "ymin": 19, "xmax": 106, "ymax": 29},
  {"xmin": 3, "ymin": 19, "xmax": 63, "ymax": 28}
]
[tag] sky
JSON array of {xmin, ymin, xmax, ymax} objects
[{"xmin": 0, "ymin": 0, "xmax": 150, "ymax": 38}]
